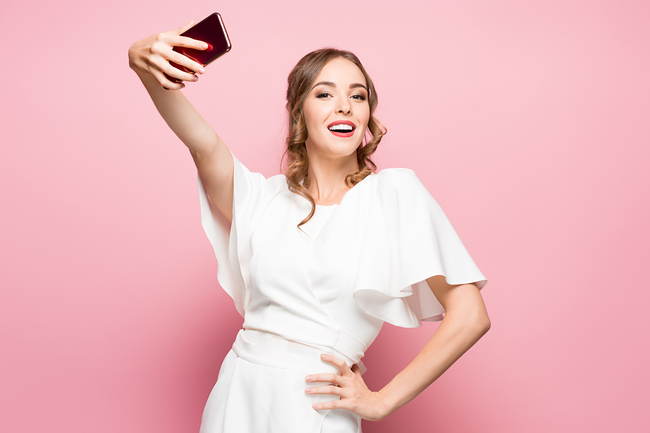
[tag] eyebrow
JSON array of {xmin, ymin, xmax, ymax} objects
[{"xmin": 311, "ymin": 81, "xmax": 368, "ymax": 92}]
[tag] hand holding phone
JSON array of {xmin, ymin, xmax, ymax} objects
[
  {"xmin": 128, "ymin": 14, "xmax": 232, "ymax": 90},
  {"xmin": 163, "ymin": 13, "xmax": 232, "ymax": 86}
]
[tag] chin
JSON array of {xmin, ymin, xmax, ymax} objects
[{"xmin": 308, "ymin": 139, "xmax": 360, "ymax": 159}]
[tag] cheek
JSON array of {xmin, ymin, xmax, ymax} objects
[
  {"xmin": 302, "ymin": 109, "xmax": 317, "ymax": 137},
  {"xmin": 305, "ymin": 116, "xmax": 322, "ymax": 137},
  {"xmin": 303, "ymin": 105, "xmax": 325, "ymax": 131},
  {"xmin": 360, "ymin": 108, "xmax": 370, "ymax": 128}
]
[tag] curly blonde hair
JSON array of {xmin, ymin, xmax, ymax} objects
[{"xmin": 281, "ymin": 48, "xmax": 387, "ymax": 228}]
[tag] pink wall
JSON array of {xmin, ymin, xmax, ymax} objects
[{"xmin": 2, "ymin": 1, "xmax": 649, "ymax": 432}]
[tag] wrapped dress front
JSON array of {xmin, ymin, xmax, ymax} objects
[{"xmin": 197, "ymin": 151, "xmax": 487, "ymax": 433}]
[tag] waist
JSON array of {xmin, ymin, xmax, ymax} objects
[{"xmin": 232, "ymin": 329, "xmax": 366, "ymax": 375}]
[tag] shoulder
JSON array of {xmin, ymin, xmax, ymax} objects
[
  {"xmin": 268, "ymin": 173, "xmax": 288, "ymax": 187},
  {"xmin": 373, "ymin": 167, "xmax": 430, "ymax": 197},
  {"xmin": 264, "ymin": 173, "xmax": 289, "ymax": 195}
]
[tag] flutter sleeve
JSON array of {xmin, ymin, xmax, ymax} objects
[
  {"xmin": 352, "ymin": 168, "xmax": 487, "ymax": 328},
  {"xmin": 198, "ymin": 150, "xmax": 285, "ymax": 317}
]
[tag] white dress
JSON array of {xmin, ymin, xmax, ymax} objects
[{"xmin": 197, "ymin": 151, "xmax": 487, "ymax": 433}]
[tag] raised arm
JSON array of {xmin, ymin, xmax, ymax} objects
[{"xmin": 128, "ymin": 20, "xmax": 234, "ymax": 223}]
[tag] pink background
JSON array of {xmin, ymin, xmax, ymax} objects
[{"xmin": 1, "ymin": 1, "xmax": 649, "ymax": 432}]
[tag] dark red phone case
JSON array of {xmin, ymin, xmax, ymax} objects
[{"xmin": 164, "ymin": 13, "xmax": 231, "ymax": 84}]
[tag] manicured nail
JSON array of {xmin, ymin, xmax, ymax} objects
[
  {"xmin": 199, "ymin": 67, "xmax": 205, "ymax": 74},
  {"xmin": 320, "ymin": 354, "xmax": 327, "ymax": 359},
  {"xmin": 201, "ymin": 42, "xmax": 208, "ymax": 49},
  {"xmin": 312, "ymin": 404, "xmax": 320, "ymax": 409},
  {"xmin": 305, "ymin": 376, "xmax": 312, "ymax": 382},
  {"xmin": 305, "ymin": 388, "xmax": 312, "ymax": 393}
]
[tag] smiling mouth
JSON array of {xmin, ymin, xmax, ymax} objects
[
  {"xmin": 328, "ymin": 124, "xmax": 355, "ymax": 132},
  {"xmin": 327, "ymin": 121, "xmax": 356, "ymax": 137},
  {"xmin": 328, "ymin": 128, "xmax": 355, "ymax": 138}
]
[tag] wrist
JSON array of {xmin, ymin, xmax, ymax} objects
[
  {"xmin": 375, "ymin": 388, "xmax": 399, "ymax": 420},
  {"xmin": 127, "ymin": 45, "xmax": 140, "ymax": 71},
  {"xmin": 127, "ymin": 46, "xmax": 149, "ymax": 77},
  {"xmin": 377, "ymin": 381, "xmax": 414, "ymax": 419}
]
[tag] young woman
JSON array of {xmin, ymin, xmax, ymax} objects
[{"xmin": 128, "ymin": 19, "xmax": 490, "ymax": 433}]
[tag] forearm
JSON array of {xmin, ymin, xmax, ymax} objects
[
  {"xmin": 378, "ymin": 310, "xmax": 490, "ymax": 416},
  {"xmin": 134, "ymin": 70, "xmax": 218, "ymax": 156}
]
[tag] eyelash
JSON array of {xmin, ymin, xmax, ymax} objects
[{"xmin": 316, "ymin": 93, "xmax": 366, "ymax": 101}]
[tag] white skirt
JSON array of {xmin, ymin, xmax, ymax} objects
[{"xmin": 199, "ymin": 329, "xmax": 362, "ymax": 433}]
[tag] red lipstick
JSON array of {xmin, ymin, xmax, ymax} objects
[{"xmin": 327, "ymin": 120, "xmax": 356, "ymax": 138}]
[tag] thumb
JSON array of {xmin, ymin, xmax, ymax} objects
[{"xmin": 176, "ymin": 19, "xmax": 195, "ymax": 35}]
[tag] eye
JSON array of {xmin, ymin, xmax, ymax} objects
[
  {"xmin": 316, "ymin": 93, "xmax": 331, "ymax": 99},
  {"xmin": 352, "ymin": 94, "xmax": 367, "ymax": 101}
]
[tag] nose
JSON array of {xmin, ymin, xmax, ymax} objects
[{"xmin": 336, "ymin": 97, "xmax": 351, "ymax": 115}]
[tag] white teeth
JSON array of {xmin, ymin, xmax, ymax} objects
[{"xmin": 328, "ymin": 124, "xmax": 354, "ymax": 131}]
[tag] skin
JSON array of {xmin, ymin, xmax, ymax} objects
[
  {"xmin": 299, "ymin": 61, "xmax": 491, "ymax": 422},
  {"xmin": 128, "ymin": 20, "xmax": 491, "ymax": 423},
  {"xmin": 128, "ymin": 20, "xmax": 236, "ymax": 224},
  {"xmin": 306, "ymin": 276, "xmax": 490, "ymax": 421},
  {"xmin": 301, "ymin": 57, "xmax": 370, "ymax": 205}
]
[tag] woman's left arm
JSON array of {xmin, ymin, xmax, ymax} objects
[
  {"xmin": 306, "ymin": 275, "xmax": 490, "ymax": 421},
  {"xmin": 377, "ymin": 276, "xmax": 491, "ymax": 416}
]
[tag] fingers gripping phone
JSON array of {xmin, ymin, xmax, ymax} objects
[{"xmin": 164, "ymin": 13, "xmax": 232, "ymax": 84}]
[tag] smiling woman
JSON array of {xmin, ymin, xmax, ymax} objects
[
  {"xmin": 284, "ymin": 51, "xmax": 385, "ymax": 218},
  {"xmin": 305, "ymin": 60, "xmax": 370, "ymax": 155},
  {"xmin": 129, "ymin": 22, "xmax": 489, "ymax": 433}
]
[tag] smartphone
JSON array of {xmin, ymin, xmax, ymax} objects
[{"xmin": 164, "ymin": 13, "xmax": 232, "ymax": 84}]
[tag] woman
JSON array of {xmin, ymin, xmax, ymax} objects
[{"xmin": 129, "ymin": 19, "xmax": 490, "ymax": 433}]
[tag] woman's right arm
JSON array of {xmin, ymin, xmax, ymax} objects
[{"xmin": 128, "ymin": 20, "xmax": 234, "ymax": 223}]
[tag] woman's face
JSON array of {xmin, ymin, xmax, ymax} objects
[{"xmin": 302, "ymin": 58, "xmax": 370, "ymax": 160}]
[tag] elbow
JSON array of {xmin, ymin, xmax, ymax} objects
[
  {"xmin": 446, "ymin": 307, "xmax": 491, "ymax": 338},
  {"xmin": 479, "ymin": 315, "xmax": 491, "ymax": 335},
  {"xmin": 462, "ymin": 306, "xmax": 490, "ymax": 337},
  {"xmin": 470, "ymin": 294, "xmax": 491, "ymax": 336},
  {"xmin": 441, "ymin": 288, "xmax": 491, "ymax": 337},
  {"xmin": 474, "ymin": 311, "xmax": 491, "ymax": 337}
]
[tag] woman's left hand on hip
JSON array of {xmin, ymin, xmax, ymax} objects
[{"xmin": 305, "ymin": 353, "xmax": 388, "ymax": 421}]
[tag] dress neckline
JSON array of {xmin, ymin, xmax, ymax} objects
[{"xmin": 309, "ymin": 172, "xmax": 375, "ymax": 208}]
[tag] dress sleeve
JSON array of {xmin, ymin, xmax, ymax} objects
[
  {"xmin": 352, "ymin": 168, "xmax": 487, "ymax": 328},
  {"xmin": 198, "ymin": 150, "xmax": 285, "ymax": 317}
]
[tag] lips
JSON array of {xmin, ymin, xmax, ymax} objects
[
  {"xmin": 327, "ymin": 120, "xmax": 356, "ymax": 131},
  {"xmin": 327, "ymin": 120, "xmax": 356, "ymax": 137}
]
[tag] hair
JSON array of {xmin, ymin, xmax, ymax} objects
[{"xmin": 281, "ymin": 48, "xmax": 387, "ymax": 228}]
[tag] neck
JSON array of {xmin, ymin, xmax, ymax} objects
[{"xmin": 305, "ymin": 152, "xmax": 360, "ymax": 204}]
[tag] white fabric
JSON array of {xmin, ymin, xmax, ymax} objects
[{"xmin": 198, "ymin": 151, "xmax": 487, "ymax": 433}]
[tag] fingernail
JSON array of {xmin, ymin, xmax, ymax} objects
[
  {"xmin": 199, "ymin": 67, "xmax": 205, "ymax": 74},
  {"xmin": 193, "ymin": 75, "xmax": 199, "ymax": 81},
  {"xmin": 305, "ymin": 376, "xmax": 312, "ymax": 382},
  {"xmin": 305, "ymin": 388, "xmax": 312, "ymax": 393},
  {"xmin": 202, "ymin": 43, "xmax": 208, "ymax": 49},
  {"xmin": 320, "ymin": 354, "xmax": 327, "ymax": 359},
  {"xmin": 312, "ymin": 404, "xmax": 320, "ymax": 409}
]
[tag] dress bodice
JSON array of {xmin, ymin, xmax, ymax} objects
[{"xmin": 198, "ymin": 151, "xmax": 488, "ymax": 368}]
